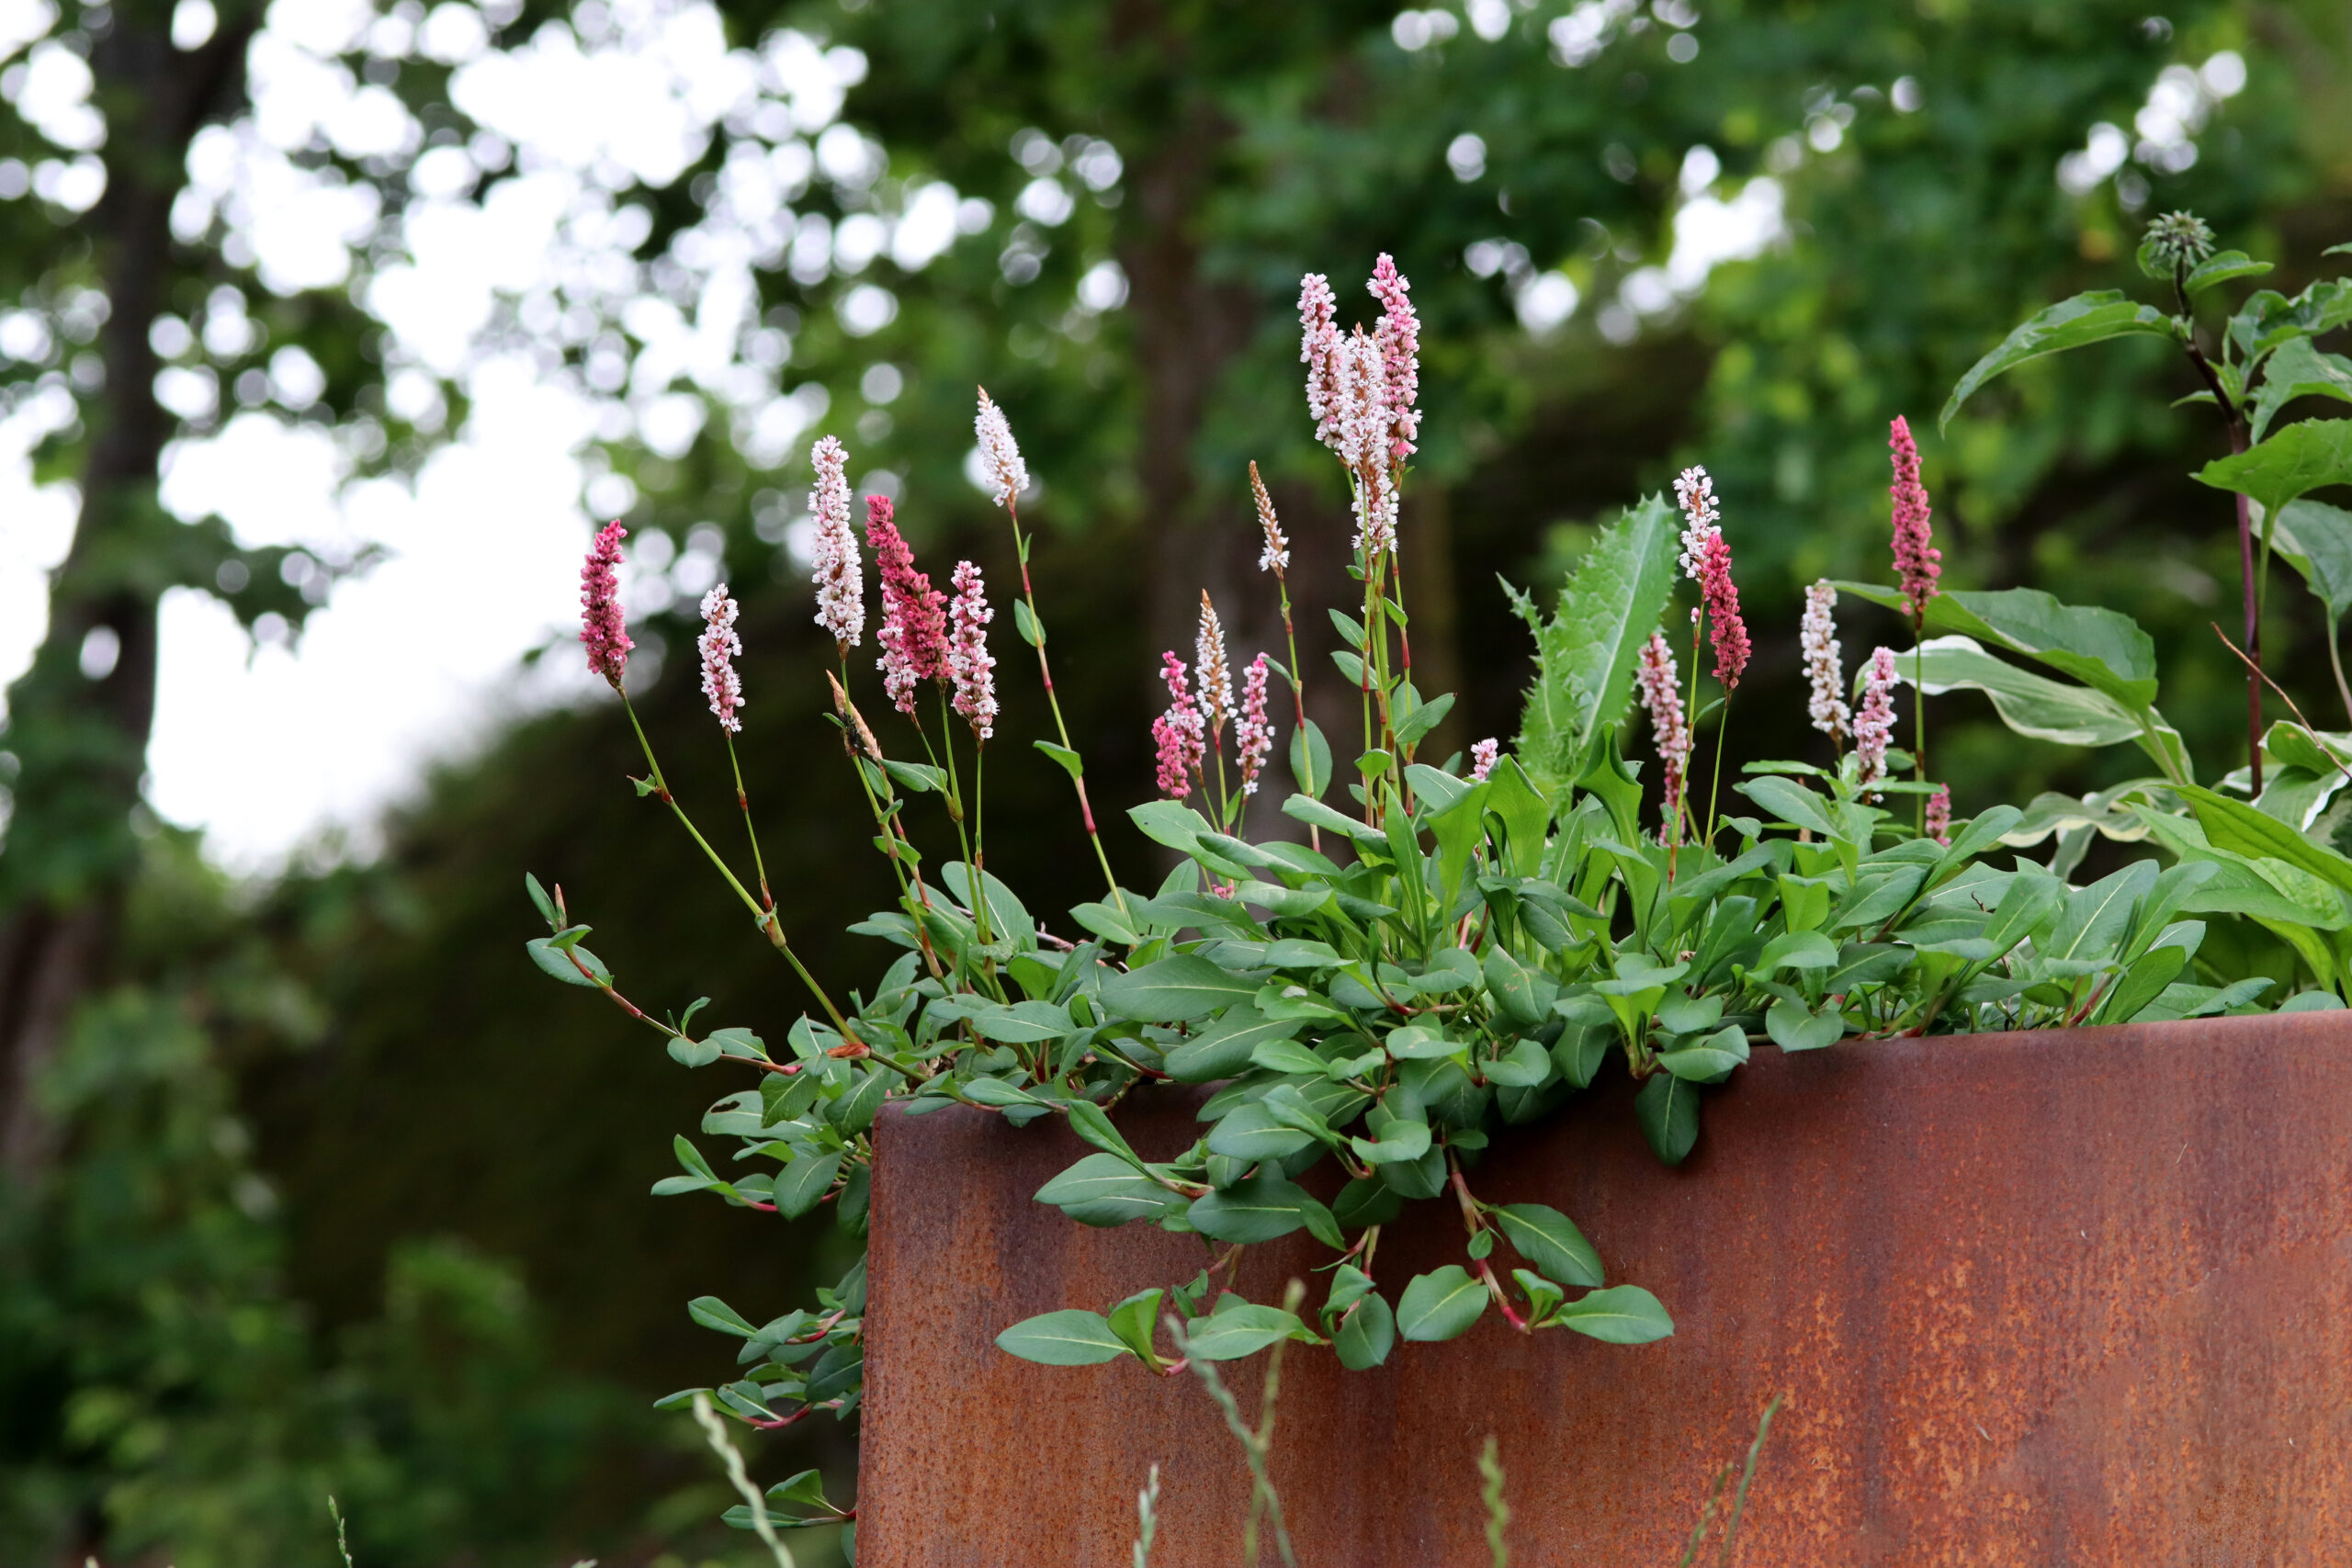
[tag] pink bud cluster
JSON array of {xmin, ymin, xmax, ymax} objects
[
  {"xmin": 865, "ymin": 496, "xmax": 949, "ymax": 716},
  {"xmin": 1470, "ymin": 738, "xmax": 1499, "ymax": 782},
  {"xmin": 1855, "ymin": 646, "xmax": 1899, "ymax": 798},
  {"xmin": 1151, "ymin": 653, "xmax": 1205, "ymax": 799},
  {"xmin": 1888, "ymin": 416, "xmax": 1941, "ymax": 625},
  {"xmin": 809, "ymin": 435, "xmax": 862, "ymax": 650},
  {"xmin": 698, "ymin": 584, "xmax": 743, "ymax": 733},
  {"xmin": 579, "ymin": 519, "xmax": 633, "ymax": 690},
  {"xmin": 1636, "ymin": 630, "xmax": 1690, "ymax": 845},
  {"xmin": 1802, "ymin": 580, "xmax": 1849, "ymax": 747},
  {"xmin": 947, "ymin": 560, "xmax": 997, "ymax": 740},
  {"xmin": 1925, "ymin": 784, "xmax": 1953, "ymax": 846},
  {"xmin": 1237, "ymin": 654, "xmax": 1273, "ymax": 795}
]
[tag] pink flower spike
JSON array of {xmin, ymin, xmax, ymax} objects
[
  {"xmin": 809, "ymin": 435, "xmax": 862, "ymax": 651},
  {"xmin": 1672, "ymin": 465, "xmax": 1721, "ymax": 580},
  {"xmin": 1152, "ymin": 651, "xmax": 1205, "ymax": 799},
  {"xmin": 1368, "ymin": 254, "xmax": 1420, "ymax": 466},
  {"xmin": 1699, "ymin": 532, "xmax": 1749, "ymax": 692},
  {"xmin": 1635, "ymin": 631, "xmax": 1691, "ymax": 847},
  {"xmin": 579, "ymin": 519, "xmax": 633, "ymax": 690},
  {"xmin": 1925, "ymin": 784, "xmax": 1953, "ymax": 846},
  {"xmin": 698, "ymin": 583, "xmax": 744, "ymax": 733},
  {"xmin": 1802, "ymin": 580, "xmax": 1850, "ymax": 748},
  {"xmin": 1889, "ymin": 415, "xmax": 1942, "ymax": 625},
  {"xmin": 1299, "ymin": 273, "xmax": 1343, "ymax": 450},
  {"xmin": 1470, "ymin": 738, "xmax": 1499, "ymax": 782},
  {"xmin": 1250, "ymin": 462, "xmax": 1289, "ymax": 575},
  {"xmin": 1196, "ymin": 592, "xmax": 1233, "ymax": 736},
  {"xmin": 1855, "ymin": 646, "xmax": 1899, "ymax": 799},
  {"xmin": 1236, "ymin": 653, "xmax": 1274, "ymax": 795},
  {"xmin": 866, "ymin": 496, "xmax": 950, "ymax": 717},
  {"xmin": 947, "ymin": 560, "xmax": 997, "ymax": 741}
]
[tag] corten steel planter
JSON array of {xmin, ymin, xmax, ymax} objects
[{"xmin": 862, "ymin": 1011, "xmax": 2352, "ymax": 1565}]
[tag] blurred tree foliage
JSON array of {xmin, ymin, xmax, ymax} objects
[{"xmin": 2, "ymin": 0, "xmax": 2348, "ymax": 1562}]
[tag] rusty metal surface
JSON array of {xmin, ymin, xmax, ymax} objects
[{"xmin": 863, "ymin": 1012, "xmax": 2352, "ymax": 1566}]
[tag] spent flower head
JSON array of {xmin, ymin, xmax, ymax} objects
[
  {"xmin": 579, "ymin": 519, "xmax": 633, "ymax": 690},
  {"xmin": 2143, "ymin": 209, "xmax": 2216, "ymax": 274},
  {"xmin": 698, "ymin": 584, "xmax": 744, "ymax": 733},
  {"xmin": 865, "ymin": 496, "xmax": 949, "ymax": 717},
  {"xmin": 947, "ymin": 560, "xmax": 997, "ymax": 740},
  {"xmin": 1802, "ymin": 581, "xmax": 1851, "ymax": 748},
  {"xmin": 974, "ymin": 388, "xmax": 1029, "ymax": 509},
  {"xmin": 809, "ymin": 435, "xmax": 862, "ymax": 650},
  {"xmin": 1887, "ymin": 416, "xmax": 1941, "ymax": 624}
]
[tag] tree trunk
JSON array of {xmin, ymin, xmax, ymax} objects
[{"xmin": 0, "ymin": 7, "xmax": 254, "ymax": 1175}]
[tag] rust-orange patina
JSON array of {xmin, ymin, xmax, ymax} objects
[{"xmin": 862, "ymin": 1012, "xmax": 2352, "ymax": 1565}]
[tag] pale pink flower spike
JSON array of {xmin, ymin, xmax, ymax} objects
[
  {"xmin": 1925, "ymin": 784, "xmax": 1953, "ymax": 846},
  {"xmin": 1635, "ymin": 631, "xmax": 1691, "ymax": 846},
  {"xmin": 1802, "ymin": 581, "xmax": 1850, "ymax": 747},
  {"xmin": 975, "ymin": 389, "xmax": 1029, "ymax": 509},
  {"xmin": 1470, "ymin": 738, "xmax": 1499, "ymax": 782},
  {"xmin": 808, "ymin": 434, "xmax": 862, "ymax": 650},
  {"xmin": 1196, "ymin": 592, "xmax": 1234, "ymax": 737},
  {"xmin": 698, "ymin": 584, "xmax": 744, "ymax": 733},
  {"xmin": 1250, "ymin": 462, "xmax": 1289, "ymax": 575},
  {"xmin": 1299, "ymin": 273, "xmax": 1343, "ymax": 449},
  {"xmin": 947, "ymin": 560, "xmax": 998, "ymax": 741},
  {"xmin": 1368, "ymin": 253, "xmax": 1420, "ymax": 467},
  {"xmin": 580, "ymin": 519, "xmax": 633, "ymax": 690},
  {"xmin": 1855, "ymin": 646, "xmax": 1899, "ymax": 798},
  {"xmin": 1237, "ymin": 653, "xmax": 1274, "ymax": 795}
]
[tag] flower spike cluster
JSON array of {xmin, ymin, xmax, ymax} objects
[
  {"xmin": 865, "ymin": 497, "xmax": 949, "ymax": 716},
  {"xmin": 1368, "ymin": 253, "xmax": 1419, "ymax": 466},
  {"xmin": 1802, "ymin": 581, "xmax": 1850, "ymax": 747},
  {"xmin": 1250, "ymin": 461, "xmax": 1289, "ymax": 576},
  {"xmin": 1299, "ymin": 274, "xmax": 1343, "ymax": 449},
  {"xmin": 1635, "ymin": 631, "xmax": 1691, "ymax": 845},
  {"xmin": 1336, "ymin": 331, "xmax": 1398, "ymax": 555},
  {"xmin": 1196, "ymin": 592, "xmax": 1234, "ymax": 735},
  {"xmin": 1237, "ymin": 654, "xmax": 1274, "ymax": 795},
  {"xmin": 580, "ymin": 519, "xmax": 633, "ymax": 690},
  {"xmin": 1856, "ymin": 646, "xmax": 1899, "ymax": 797},
  {"xmin": 975, "ymin": 388, "xmax": 1028, "ymax": 509},
  {"xmin": 809, "ymin": 435, "xmax": 862, "ymax": 650},
  {"xmin": 1151, "ymin": 652, "xmax": 1205, "ymax": 799},
  {"xmin": 947, "ymin": 560, "xmax": 997, "ymax": 740},
  {"xmin": 1888, "ymin": 416, "xmax": 1941, "ymax": 626},
  {"xmin": 1925, "ymin": 784, "xmax": 1953, "ymax": 847},
  {"xmin": 698, "ymin": 584, "xmax": 744, "ymax": 733},
  {"xmin": 1470, "ymin": 738, "xmax": 1499, "ymax": 782}
]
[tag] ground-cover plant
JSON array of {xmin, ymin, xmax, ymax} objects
[{"xmin": 524, "ymin": 229, "xmax": 2352, "ymax": 1542}]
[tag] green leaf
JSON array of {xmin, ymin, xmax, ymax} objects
[
  {"xmin": 1250, "ymin": 1037, "xmax": 1331, "ymax": 1077},
  {"xmin": 1765, "ymin": 997, "xmax": 1843, "ymax": 1052},
  {"xmin": 1062, "ymin": 1099, "xmax": 1149, "ymax": 1173},
  {"xmin": 1033, "ymin": 739, "xmax": 1083, "ymax": 779},
  {"xmin": 1493, "ymin": 1204, "xmax": 1603, "ymax": 1289},
  {"xmin": 1657, "ymin": 1023, "xmax": 1750, "ymax": 1080},
  {"xmin": 1756, "ymin": 930, "xmax": 1838, "ymax": 972},
  {"xmin": 2097, "ymin": 944, "xmax": 2188, "ymax": 1025},
  {"xmin": 775, "ymin": 1150, "xmax": 844, "ymax": 1219},
  {"xmin": 1282, "ymin": 792, "xmax": 1384, "ymax": 846},
  {"xmin": 1634, "ymin": 1073, "xmax": 1700, "ymax": 1165},
  {"xmin": 2248, "ymin": 338, "xmax": 2352, "ymax": 443},
  {"xmin": 1067, "ymin": 899, "xmax": 1141, "ymax": 947},
  {"xmin": 994, "ymin": 1310, "xmax": 1133, "ymax": 1366},
  {"xmin": 525, "ymin": 873, "xmax": 558, "ymax": 928},
  {"xmin": 881, "ymin": 759, "xmax": 944, "ymax": 795},
  {"xmin": 2271, "ymin": 499, "xmax": 2352, "ymax": 625},
  {"xmin": 527, "ymin": 935, "xmax": 609, "ymax": 988},
  {"xmin": 1393, "ymin": 691, "xmax": 1455, "ymax": 749},
  {"xmin": 969, "ymin": 1000, "xmax": 1073, "ymax": 1043},
  {"xmin": 1204, "ymin": 1100, "xmax": 1318, "ymax": 1162},
  {"xmin": 1483, "ymin": 1037, "xmax": 1553, "ymax": 1088},
  {"xmin": 1333, "ymin": 1292, "xmax": 1396, "ymax": 1369},
  {"xmin": 2177, "ymin": 784, "xmax": 2352, "ymax": 898},
  {"xmin": 1187, "ymin": 1174, "xmax": 1332, "ymax": 1244},
  {"xmin": 1396, "ymin": 1265, "xmax": 1489, "ymax": 1342},
  {"xmin": 688, "ymin": 1296, "xmax": 758, "ymax": 1337},
  {"xmin": 1733, "ymin": 776, "xmax": 1838, "ymax": 839},
  {"xmin": 1891, "ymin": 636, "xmax": 2177, "ymax": 774},
  {"xmin": 1104, "ymin": 1288, "xmax": 1163, "ymax": 1365},
  {"xmin": 1013, "ymin": 596, "xmax": 1044, "ymax": 647},
  {"xmin": 1348, "ymin": 1116, "xmax": 1432, "ymax": 1165},
  {"xmin": 1035, "ymin": 1154, "xmax": 1186, "ymax": 1227},
  {"xmin": 2197, "ymin": 417, "xmax": 2352, "ymax": 525},
  {"xmin": 1164, "ymin": 1010, "xmax": 1303, "ymax": 1083},
  {"xmin": 2183, "ymin": 249, "xmax": 2273, "ymax": 297},
  {"xmin": 1100, "ymin": 955, "xmax": 1259, "ymax": 1022},
  {"xmin": 1181, "ymin": 1303, "xmax": 1304, "ymax": 1360},
  {"xmin": 1918, "ymin": 589, "xmax": 2159, "ymax": 706},
  {"xmin": 1550, "ymin": 1284, "xmax": 1675, "ymax": 1344},
  {"xmin": 1509, "ymin": 493, "xmax": 1680, "ymax": 793},
  {"xmin": 1941, "ymin": 291, "xmax": 2172, "ymax": 430}
]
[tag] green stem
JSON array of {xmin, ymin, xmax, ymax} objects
[
  {"xmin": 1275, "ymin": 574, "xmax": 1321, "ymax": 852},
  {"xmin": 725, "ymin": 727, "xmax": 771, "ymax": 908},
  {"xmin": 1702, "ymin": 692, "xmax": 1730, "ymax": 854}
]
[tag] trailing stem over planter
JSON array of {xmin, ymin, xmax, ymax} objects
[{"xmin": 523, "ymin": 224, "xmax": 2352, "ymax": 1544}]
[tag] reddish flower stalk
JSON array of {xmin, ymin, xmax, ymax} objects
[
  {"xmin": 1888, "ymin": 415, "xmax": 1942, "ymax": 626},
  {"xmin": 947, "ymin": 560, "xmax": 997, "ymax": 741},
  {"xmin": 1237, "ymin": 653, "xmax": 1273, "ymax": 795},
  {"xmin": 865, "ymin": 496, "xmax": 949, "ymax": 717},
  {"xmin": 1151, "ymin": 652, "xmax": 1205, "ymax": 800},
  {"xmin": 579, "ymin": 519, "xmax": 633, "ymax": 690},
  {"xmin": 698, "ymin": 584, "xmax": 743, "ymax": 733}
]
